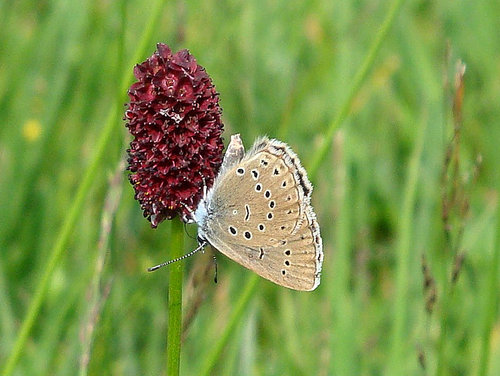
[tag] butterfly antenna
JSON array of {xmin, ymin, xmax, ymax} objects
[{"xmin": 148, "ymin": 241, "xmax": 208, "ymax": 272}]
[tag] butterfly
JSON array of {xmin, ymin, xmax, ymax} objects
[{"xmin": 150, "ymin": 134, "xmax": 323, "ymax": 291}]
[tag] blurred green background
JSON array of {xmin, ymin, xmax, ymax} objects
[{"xmin": 1, "ymin": 0, "xmax": 499, "ymax": 375}]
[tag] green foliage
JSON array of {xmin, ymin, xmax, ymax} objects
[{"xmin": 1, "ymin": 0, "xmax": 499, "ymax": 375}]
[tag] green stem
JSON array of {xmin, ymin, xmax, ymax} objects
[
  {"xmin": 1, "ymin": 1, "xmax": 167, "ymax": 374},
  {"xmin": 308, "ymin": 0, "xmax": 406, "ymax": 179},
  {"xmin": 167, "ymin": 220, "xmax": 185, "ymax": 376}
]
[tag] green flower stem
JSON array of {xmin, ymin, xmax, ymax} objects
[
  {"xmin": 1, "ymin": 1, "xmax": 167, "ymax": 374},
  {"xmin": 197, "ymin": 1, "xmax": 405, "ymax": 374},
  {"xmin": 308, "ymin": 0, "xmax": 405, "ymax": 179},
  {"xmin": 167, "ymin": 220, "xmax": 185, "ymax": 376}
]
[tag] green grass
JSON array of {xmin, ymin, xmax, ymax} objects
[{"xmin": 1, "ymin": 0, "xmax": 500, "ymax": 375}]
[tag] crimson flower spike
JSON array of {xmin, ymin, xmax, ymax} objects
[{"xmin": 125, "ymin": 43, "xmax": 224, "ymax": 227}]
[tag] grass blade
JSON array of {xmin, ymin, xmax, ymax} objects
[
  {"xmin": 0, "ymin": 1, "xmax": 167, "ymax": 373},
  {"xmin": 386, "ymin": 117, "xmax": 427, "ymax": 374},
  {"xmin": 478, "ymin": 181, "xmax": 500, "ymax": 375},
  {"xmin": 199, "ymin": 275, "xmax": 259, "ymax": 376},
  {"xmin": 308, "ymin": 0, "xmax": 406, "ymax": 178}
]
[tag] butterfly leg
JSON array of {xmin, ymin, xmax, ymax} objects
[
  {"xmin": 180, "ymin": 202, "xmax": 196, "ymax": 222},
  {"xmin": 213, "ymin": 255, "xmax": 218, "ymax": 283}
]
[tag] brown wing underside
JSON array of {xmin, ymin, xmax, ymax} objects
[{"xmin": 206, "ymin": 138, "xmax": 323, "ymax": 291}]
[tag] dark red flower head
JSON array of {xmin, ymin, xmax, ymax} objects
[{"xmin": 125, "ymin": 43, "xmax": 224, "ymax": 227}]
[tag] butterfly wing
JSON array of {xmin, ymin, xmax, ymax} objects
[
  {"xmin": 202, "ymin": 137, "xmax": 323, "ymax": 291},
  {"xmin": 219, "ymin": 134, "xmax": 245, "ymax": 172}
]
